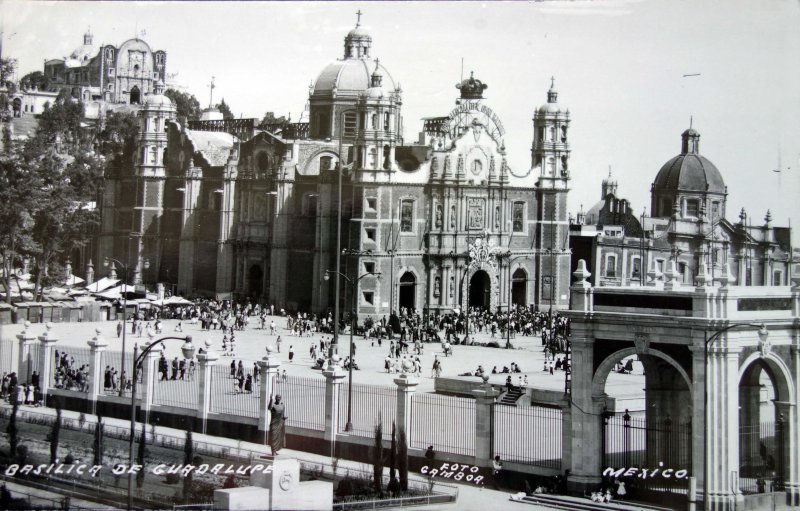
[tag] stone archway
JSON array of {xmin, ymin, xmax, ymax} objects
[
  {"xmin": 459, "ymin": 262, "xmax": 500, "ymax": 312},
  {"xmin": 130, "ymin": 86, "xmax": 141, "ymax": 105},
  {"xmin": 399, "ymin": 271, "xmax": 416, "ymax": 312},
  {"xmin": 511, "ymin": 268, "xmax": 528, "ymax": 307},
  {"xmin": 469, "ymin": 270, "xmax": 491, "ymax": 309},
  {"xmin": 248, "ymin": 264, "xmax": 263, "ymax": 299}
]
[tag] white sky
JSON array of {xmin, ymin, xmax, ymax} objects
[{"xmin": 3, "ymin": 0, "xmax": 799, "ymax": 243}]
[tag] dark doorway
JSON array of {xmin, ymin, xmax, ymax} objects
[
  {"xmin": 399, "ymin": 272, "xmax": 416, "ymax": 312},
  {"xmin": 130, "ymin": 86, "xmax": 141, "ymax": 105},
  {"xmin": 469, "ymin": 270, "xmax": 490, "ymax": 309},
  {"xmin": 248, "ymin": 265, "xmax": 263, "ymax": 299},
  {"xmin": 511, "ymin": 268, "xmax": 527, "ymax": 307}
]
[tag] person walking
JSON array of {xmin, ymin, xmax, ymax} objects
[{"xmin": 288, "ymin": 345, "xmax": 294, "ymax": 363}]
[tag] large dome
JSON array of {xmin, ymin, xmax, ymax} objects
[
  {"xmin": 312, "ymin": 58, "xmax": 396, "ymax": 96},
  {"xmin": 652, "ymin": 129, "xmax": 725, "ymax": 194}
]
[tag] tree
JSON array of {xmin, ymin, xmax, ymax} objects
[
  {"xmin": 49, "ymin": 405, "xmax": 62, "ymax": 464},
  {"xmin": 97, "ymin": 111, "xmax": 139, "ymax": 171},
  {"xmin": 398, "ymin": 428, "xmax": 408, "ymax": 491},
  {"xmin": 136, "ymin": 423, "xmax": 146, "ymax": 488},
  {"xmin": 260, "ymin": 111, "xmax": 287, "ymax": 126},
  {"xmin": 372, "ymin": 415, "xmax": 383, "ymax": 495},
  {"xmin": 0, "ymin": 57, "xmax": 16, "ymax": 90},
  {"xmin": 19, "ymin": 71, "xmax": 49, "ymax": 92},
  {"xmin": 387, "ymin": 422, "xmax": 400, "ymax": 494},
  {"xmin": 216, "ymin": 98, "xmax": 234, "ymax": 120},
  {"xmin": 182, "ymin": 422, "xmax": 194, "ymax": 502},
  {"xmin": 165, "ymin": 88, "xmax": 201, "ymax": 122},
  {"xmin": 93, "ymin": 416, "xmax": 104, "ymax": 466},
  {"xmin": 6, "ymin": 396, "xmax": 19, "ymax": 459}
]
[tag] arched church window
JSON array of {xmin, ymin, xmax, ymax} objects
[
  {"xmin": 384, "ymin": 112, "xmax": 390, "ymax": 131},
  {"xmin": 368, "ymin": 148, "xmax": 377, "ymax": 168},
  {"xmin": 400, "ymin": 200, "xmax": 414, "ymax": 232},
  {"xmin": 343, "ymin": 111, "xmax": 357, "ymax": 137},
  {"xmin": 547, "ymin": 157, "xmax": 555, "ymax": 176},
  {"xmin": 686, "ymin": 199, "xmax": 699, "ymax": 217},
  {"xmin": 150, "ymin": 147, "xmax": 158, "ymax": 164},
  {"xmin": 512, "ymin": 202, "xmax": 525, "ymax": 232},
  {"xmin": 549, "ymin": 126, "xmax": 556, "ymax": 141},
  {"xmin": 371, "ymin": 114, "xmax": 378, "ymax": 130},
  {"xmin": 383, "ymin": 145, "xmax": 390, "ymax": 170}
]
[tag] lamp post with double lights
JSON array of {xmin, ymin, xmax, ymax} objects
[
  {"xmin": 104, "ymin": 256, "xmax": 149, "ymax": 397},
  {"xmin": 127, "ymin": 335, "xmax": 196, "ymax": 510},
  {"xmin": 324, "ymin": 267, "xmax": 381, "ymax": 431},
  {"xmin": 702, "ymin": 322, "xmax": 767, "ymax": 510}
]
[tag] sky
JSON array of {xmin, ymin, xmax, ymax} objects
[{"xmin": 3, "ymin": 0, "xmax": 799, "ymax": 242}]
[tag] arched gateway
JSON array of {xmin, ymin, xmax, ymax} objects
[{"xmin": 565, "ymin": 267, "xmax": 800, "ymax": 510}]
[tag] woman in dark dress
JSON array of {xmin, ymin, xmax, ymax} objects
[{"xmin": 268, "ymin": 395, "xmax": 286, "ymax": 455}]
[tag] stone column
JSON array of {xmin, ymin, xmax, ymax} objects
[
  {"xmin": 16, "ymin": 321, "xmax": 36, "ymax": 384},
  {"xmin": 196, "ymin": 341, "xmax": 218, "ymax": 434},
  {"xmin": 87, "ymin": 328, "xmax": 108, "ymax": 416},
  {"xmin": 138, "ymin": 340, "xmax": 163, "ymax": 424},
  {"xmin": 322, "ymin": 357, "xmax": 346, "ymax": 442},
  {"xmin": 570, "ymin": 260, "xmax": 593, "ymax": 312},
  {"xmin": 258, "ymin": 346, "xmax": 282, "ymax": 432},
  {"xmin": 37, "ymin": 323, "xmax": 58, "ymax": 406},
  {"xmin": 706, "ymin": 346, "xmax": 742, "ymax": 511},
  {"xmin": 774, "ymin": 400, "xmax": 798, "ymax": 505},
  {"xmin": 472, "ymin": 376, "xmax": 499, "ymax": 467},
  {"xmin": 394, "ymin": 373, "xmax": 419, "ymax": 445},
  {"xmin": 568, "ymin": 335, "xmax": 605, "ymax": 493}
]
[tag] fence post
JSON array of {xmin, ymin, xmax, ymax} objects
[
  {"xmin": 258, "ymin": 346, "xmax": 282, "ymax": 433},
  {"xmin": 138, "ymin": 339, "xmax": 163, "ymax": 425},
  {"xmin": 37, "ymin": 323, "xmax": 58, "ymax": 406},
  {"xmin": 16, "ymin": 321, "xmax": 36, "ymax": 384},
  {"xmin": 86, "ymin": 327, "xmax": 108, "ymax": 415},
  {"xmin": 394, "ymin": 373, "xmax": 418, "ymax": 445},
  {"xmin": 472, "ymin": 376, "xmax": 499, "ymax": 467},
  {"xmin": 196, "ymin": 341, "xmax": 218, "ymax": 434},
  {"xmin": 322, "ymin": 357, "xmax": 346, "ymax": 442}
]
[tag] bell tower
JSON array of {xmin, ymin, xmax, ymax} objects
[{"xmin": 533, "ymin": 78, "xmax": 571, "ymax": 312}]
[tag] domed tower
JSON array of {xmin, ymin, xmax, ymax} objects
[
  {"xmin": 601, "ymin": 168, "xmax": 618, "ymax": 199},
  {"xmin": 532, "ymin": 78, "xmax": 571, "ymax": 312},
  {"xmin": 650, "ymin": 127, "xmax": 727, "ymax": 221},
  {"xmin": 137, "ymin": 80, "xmax": 175, "ymax": 177},
  {"xmin": 532, "ymin": 78, "xmax": 570, "ymax": 189},
  {"xmin": 308, "ymin": 13, "xmax": 402, "ymax": 170}
]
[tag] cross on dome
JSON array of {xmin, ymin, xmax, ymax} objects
[{"xmin": 356, "ymin": 9, "xmax": 363, "ymax": 26}]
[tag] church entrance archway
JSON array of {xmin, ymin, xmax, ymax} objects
[
  {"xmin": 130, "ymin": 86, "xmax": 141, "ymax": 105},
  {"xmin": 248, "ymin": 265, "xmax": 263, "ymax": 299},
  {"xmin": 398, "ymin": 272, "xmax": 416, "ymax": 313},
  {"xmin": 469, "ymin": 270, "xmax": 491, "ymax": 309},
  {"xmin": 738, "ymin": 357, "xmax": 789, "ymax": 494},
  {"xmin": 511, "ymin": 268, "xmax": 527, "ymax": 307}
]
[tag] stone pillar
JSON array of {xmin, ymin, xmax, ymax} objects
[
  {"xmin": 560, "ymin": 397, "xmax": 572, "ymax": 475},
  {"xmin": 568, "ymin": 335, "xmax": 605, "ymax": 493},
  {"xmin": 689, "ymin": 344, "xmax": 707, "ymax": 500},
  {"xmin": 138, "ymin": 340, "xmax": 163, "ymax": 424},
  {"xmin": 197, "ymin": 341, "xmax": 218, "ymax": 434},
  {"xmin": 472, "ymin": 376, "xmax": 499, "ymax": 467},
  {"xmin": 570, "ymin": 259, "xmax": 593, "ymax": 312},
  {"xmin": 394, "ymin": 373, "xmax": 418, "ymax": 445},
  {"xmin": 706, "ymin": 346, "xmax": 742, "ymax": 510},
  {"xmin": 322, "ymin": 357, "xmax": 346, "ymax": 442},
  {"xmin": 16, "ymin": 321, "xmax": 36, "ymax": 384},
  {"xmin": 37, "ymin": 323, "xmax": 58, "ymax": 406},
  {"xmin": 785, "ymin": 344, "xmax": 800, "ymax": 506},
  {"xmin": 258, "ymin": 346, "xmax": 282, "ymax": 433},
  {"xmin": 87, "ymin": 327, "xmax": 108, "ymax": 416}
]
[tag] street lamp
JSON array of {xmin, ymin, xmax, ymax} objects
[
  {"xmin": 324, "ymin": 268, "xmax": 380, "ymax": 431},
  {"xmin": 127, "ymin": 335, "xmax": 195, "ymax": 510},
  {"xmin": 702, "ymin": 322, "xmax": 767, "ymax": 510},
  {"xmin": 104, "ymin": 256, "xmax": 149, "ymax": 397}
]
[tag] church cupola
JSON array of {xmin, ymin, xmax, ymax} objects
[
  {"xmin": 532, "ymin": 77, "xmax": 570, "ymax": 187},
  {"xmin": 681, "ymin": 127, "xmax": 700, "ymax": 154},
  {"xmin": 370, "ymin": 59, "xmax": 383, "ymax": 87},
  {"xmin": 547, "ymin": 78, "xmax": 558, "ymax": 103},
  {"xmin": 456, "ymin": 71, "xmax": 488, "ymax": 100},
  {"xmin": 83, "ymin": 29, "xmax": 93, "ymax": 45},
  {"xmin": 344, "ymin": 10, "xmax": 372, "ymax": 59},
  {"xmin": 601, "ymin": 167, "xmax": 618, "ymax": 198}
]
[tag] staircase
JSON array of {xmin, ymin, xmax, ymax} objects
[
  {"xmin": 510, "ymin": 493, "xmax": 675, "ymax": 511},
  {"xmin": 499, "ymin": 386, "xmax": 525, "ymax": 406}
]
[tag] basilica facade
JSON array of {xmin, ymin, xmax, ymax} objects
[{"xmin": 98, "ymin": 22, "xmax": 570, "ymax": 318}]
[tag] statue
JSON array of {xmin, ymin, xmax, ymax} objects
[
  {"xmin": 450, "ymin": 205, "xmax": 456, "ymax": 229},
  {"xmin": 435, "ymin": 204, "xmax": 443, "ymax": 228},
  {"xmin": 495, "ymin": 206, "xmax": 500, "ymax": 229},
  {"xmin": 268, "ymin": 394, "xmax": 286, "ymax": 455},
  {"xmin": 434, "ymin": 276, "xmax": 441, "ymax": 297}
]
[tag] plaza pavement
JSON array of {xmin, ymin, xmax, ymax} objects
[{"xmin": 0, "ymin": 315, "xmax": 644, "ymax": 399}]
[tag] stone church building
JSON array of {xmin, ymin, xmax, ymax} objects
[{"xmin": 98, "ymin": 21, "xmax": 571, "ymax": 318}]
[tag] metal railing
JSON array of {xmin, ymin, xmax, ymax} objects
[
  {"xmin": 494, "ymin": 403, "xmax": 562, "ymax": 469},
  {"xmin": 279, "ymin": 375, "xmax": 326, "ymax": 431},
  {"xmin": 208, "ymin": 361, "xmax": 259, "ymax": 418},
  {"xmin": 410, "ymin": 393, "xmax": 475, "ymax": 456},
  {"xmin": 338, "ymin": 382, "xmax": 397, "ymax": 439}
]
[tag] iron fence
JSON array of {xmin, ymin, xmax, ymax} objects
[
  {"xmin": 338, "ymin": 381, "xmax": 397, "ymax": 439},
  {"xmin": 739, "ymin": 417, "xmax": 786, "ymax": 494},
  {"xmin": 603, "ymin": 411, "xmax": 691, "ymax": 495},
  {"xmin": 410, "ymin": 393, "xmax": 475, "ymax": 457},
  {"xmin": 51, "ymin": 345, "xmax": 92, "ymax": 392},
  {"xmin": 493, "ymin": 403, "xmax": 562, "ymax": 469},
  {"xmin": 208, "ymin": 360, "xmax": 259, "ymax": 418},
  {"xmin": 100, "ymin": 349, "xmax": 134, "ymax": 397},
  {"xmin": 278, "ymin": 374, "xmax": 326, "ymax": 431},
  {"xmin": 152, "ymin": 361, "xmax": 199, "ymax": 409}
]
